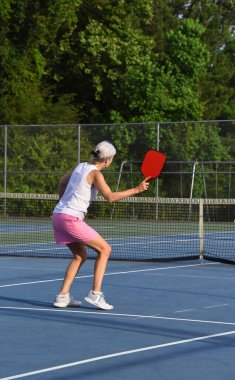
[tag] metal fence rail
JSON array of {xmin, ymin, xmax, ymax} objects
[{"xmin": 0, "ymin": 120, "xmax": 235, "ymax": 198}]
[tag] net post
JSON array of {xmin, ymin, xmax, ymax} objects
[
  {"xmin": 4, "ymin": 125, "xmax": 7, "ymax": 193},
  {"xmin": 3, "ymin": 126, "xmax": 8, "ymax": 217},
  {"xmin": 199, "ymin": 199, "xmax": 204, "ymax": 262},
  {"xmin": 78, "ymin": 124, "xmax": 81, "ymax": 163},
  {"xmin": 155, "ymin": 123, "xmax": 160, "ymax": 220}
]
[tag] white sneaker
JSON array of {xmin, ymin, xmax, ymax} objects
[
  {"xmin": 53, "ymin": 294, "xmax": 81, "ymax": 308},
  {"xmin": 84, "ymin": 291, "xmax": 113, "ymax": 310}
]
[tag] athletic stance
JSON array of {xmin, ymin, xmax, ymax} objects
[{"xmin": 52, "ymin": 141, "xmax": 149, "ymax": 310}]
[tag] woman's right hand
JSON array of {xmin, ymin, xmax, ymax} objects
[{"xmin": 136, "ymin": 177, "xmax": 151, "ymax": 193}]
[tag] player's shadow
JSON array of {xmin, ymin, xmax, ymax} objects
[
  {"xmin": 0, "ymin": 295, "xmax": 51, "ymax": 307},
  {"xmin": 0, "ymin": 295, "xmax": 103, "ymax": 310}
]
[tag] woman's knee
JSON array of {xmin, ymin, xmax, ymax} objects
[
  {"xmin": 67, "ymin": 243, "xmax": 88, "ymax": 262},
  {"xmin": 95, "ymin": 242, "xmax": 111, "ymax": 258},
  {"xmin": 101, "ymin": 242, "xmax": 112, "ymax": 257},
  {"xmin": 77, "ymin": 250, "xmax": 87, "ymax": 263},
  {"xmin": 86, "ymin": 238, "xmax": 112, "ymax": 257}
]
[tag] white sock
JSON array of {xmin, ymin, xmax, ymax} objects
[{"xmin": 92, "ymin": 290, "xmax": 102, "ymax": 295}]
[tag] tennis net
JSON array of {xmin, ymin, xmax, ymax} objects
[{"xmin": 0, "ymin": 193, "xmax": 234, "ymax": 264}]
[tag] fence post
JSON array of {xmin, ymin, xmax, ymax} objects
[
  {"xmin": 3, "ymin": 125, "xmax": 8, "ymax": 216},
  {"xmin": 156, "ymin": 123, "xmax": 160, "ymax": 197},
  {"xmin": 4, "ymin": 125, "xmax": 7, "ymax": 193},
  {"xmin": 78, "ymin": 124, "xmax": 81, "ymax": 163},
  {"xmin": 155, "ymin": 123, "xmax": 160, "ymax": 220},
  {"xmin": 199, "ymin": 199, "xmax": 204, "ymax": 261}
]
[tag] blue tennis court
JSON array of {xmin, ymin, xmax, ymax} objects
[
  {"xmin": 0, "ymin": 231, "xmax": 234, "ymax": 262},
  {"xmin": 0, "ymin": 194, "xmax": 234, "ymax": 378},
  {"xmin": 1, "ymin": 194, "xmax": 234, "ymax": 263},
  {"xmin": 0, "ymin": 257, "xmax": 235, "ymax": 380}
]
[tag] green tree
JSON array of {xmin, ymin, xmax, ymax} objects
[
  {"xmin": 180, "ymin": 0, "xmax": 235, "ymax": 120},
  {"xmin": 0, "ymin": 0, "xmax": 83, "ymax": 124},
  {"xmin": 0, "ymin": 0, "xmax": 233, "ymax": 196}
]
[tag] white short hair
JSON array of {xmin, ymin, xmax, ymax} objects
[{"xmin": 91, "ymin": 141, "xmax": 116, "ymax": 162}]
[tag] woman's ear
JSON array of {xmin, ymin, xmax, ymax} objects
[{"xmin": 105, "ymin": 157, "xmax": 113, "ymax": 168}]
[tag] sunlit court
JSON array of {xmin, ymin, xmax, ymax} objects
[
  {"xmin": 0, "ymin": 193, "xmax": 235, "ymax": 379},
  {"xmin": 0, "ymin": 257, "xmax": 235, "ymax": 380},
  {"xmin": 0, "ymin": 1, "xmax": 234, "ymax": 379}
]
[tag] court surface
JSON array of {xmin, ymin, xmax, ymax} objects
[{"xmin": 0, "ymin": 257, "xmax": 235, "ymax": 380}]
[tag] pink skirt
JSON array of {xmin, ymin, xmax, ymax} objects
[{"xmin": 52, "ymin": 213, "xmax": 99, "ymax": 244}]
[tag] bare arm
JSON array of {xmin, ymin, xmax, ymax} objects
[
  {"xmin": 90, "ymin": 171, "xmax": 150, "ymax": 202},
  {"xmin": 58, "ymin": 171, "xmax": 72, "ymax": 199}
]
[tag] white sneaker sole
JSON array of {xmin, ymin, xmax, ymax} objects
[
  {"xmin": 84, "ymin": 297, "xmax": 113, "ymax": 310},
  {"xmin": 53, "ymin": 301, "xmax": 81, "ymax": 308}
]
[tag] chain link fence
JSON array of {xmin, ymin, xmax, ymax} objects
[{"xmin": 0, "ymin": 120, "xmax": 234, "ymax": 198}]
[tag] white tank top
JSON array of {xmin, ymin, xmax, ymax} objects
[{"xmin": 53, "ymin": 162, "xmax": 98, "ymax": 220}]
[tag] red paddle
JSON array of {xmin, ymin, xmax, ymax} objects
[{"xmin": 141, "ymin": 150, "xmax": 166, "ymax": 180}]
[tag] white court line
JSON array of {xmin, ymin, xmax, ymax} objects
[
  {"xmin": 174, "ymin": 304, "xmax": 229, "ymax": 314},
  {"xmin": 174, "ymin": 309, "xmax": 195, "ymax": 313},
  {"xmin": 0, "ymin": 263, "xmax": 65, "ymax": 270},
  {"xmin": 0, "ymin": 235, "xmax": 197, "ymax": 252},
  {"xmin": 205, "ymin": 304, "xmax": 229, "ymax": 309},
  {"xmin": 0, "ymin": 306, "xmax": 235, "ymax": 326},
  {"xmin": 0, "ymin": 266, "xmax": 64, "ymax": 271},
  {"xmin": 0, "ymin": 330, "xmax": 235, "ymax": 380},
  {"xmin": 0, "ymin": 278, "xmax": 65, "ymax": 288},
  {"xmin": 112, "ymin": 238, "xmax": 198, "ymax": 246},
  {"xmin": 145, "ymin": 273, "xmax": 235, "ymax": 281},
  {"xmin": 0, "ymin": 262, "xmax": 218, "ymax": 288}
]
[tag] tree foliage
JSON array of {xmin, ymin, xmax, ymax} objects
[{"xmin": 0, "ymin": 0, "xmax": 234, "ymax": 195}]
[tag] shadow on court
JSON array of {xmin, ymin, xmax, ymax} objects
[{"xmin": 0, "ymin": 258, "xmax": 235, "ymax": 380}]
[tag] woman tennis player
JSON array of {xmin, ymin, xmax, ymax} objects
[{"xmin": 52, "ymin": 141, "xmax": 150, "ymax": 310}]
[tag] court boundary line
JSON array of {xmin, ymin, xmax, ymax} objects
[
  {"xmin": 1, "ymin": 330, "xmax": 235, "ymax": 380},
  {"xmin": 145, "ymin": 273, "xmax": 235, "ymax": 281},
  {"xmin": 0, "ymin": 262, "xmax": 218, "ymax": 288},
  {"xmin": 0, "ymin": 306, "xmax": 235, "ymax": 326}
]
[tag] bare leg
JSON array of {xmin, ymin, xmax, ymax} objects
[
  {"xmin": 85, "ymin": 235, "xmax": 111, "ymax": 292},
  {"xmin": 58, "ymin": 243, "xmax": 87, "ymax": 295}
]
